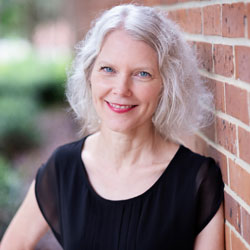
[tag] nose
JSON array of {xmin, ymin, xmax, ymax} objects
[{"xmin": 112, "ymin": 73, "xmax": 132, "ymax": 97}]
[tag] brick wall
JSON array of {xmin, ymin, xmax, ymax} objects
[{"xmin": 153, "ymin": 1, "xmax": 250, "ymax": 249}]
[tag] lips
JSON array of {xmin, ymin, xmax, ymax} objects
[{"xmin": 106, "ymin": 101, "xmax": 137, "ymax": 113}]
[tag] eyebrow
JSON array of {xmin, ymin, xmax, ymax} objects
[
  {"xmin": 96, "ymin": 60, "xmax": 114, "ymax": 66},
  {"xmin": 96, "ymin": 60, "xmax": 156, "ymax": 71}
]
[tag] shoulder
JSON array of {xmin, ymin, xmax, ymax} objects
[
  {"xmin": 178, "ymin": 145, "xmax": 209, "ymax": 168},
  {"xmin": 37, "ymin": 137, "xmax": 85, "ymax": 177},
  {"xmin": 51, "ymin": 138, "xmax": 85, "ymax": 163},
  {"xmin": 179, "ymin": 145, "xmax": 224, "ymax": 194},
  {"xmin": 36, "ymin": 137, "xmax": 87, "ymax": 185},
  {"xmin": 180, "ymin": 145, "xmax": 220, "ymax": 168},
  {"xmin": 176, "ymin": 145, "xmax": 223, "ymax": 185}
]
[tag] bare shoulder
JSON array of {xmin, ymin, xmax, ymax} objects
[{"xmin": 0, "ymin": 181, "xmax": 49, "ymax": 250}]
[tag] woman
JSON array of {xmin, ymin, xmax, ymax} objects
[{"xmin": 0, "ymin": 4, "xmax": 224, "ymax": 250}]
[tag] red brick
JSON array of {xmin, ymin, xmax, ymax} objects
[
  {"xmin": 224, "ymin": 192, "xmax": 242, "ymax": 234},
  {"xmin": 248, "ymin": 4, "xmax": 250, "ymax": 39},
  {"xmin": 174, "ymin": 9, "xmax": 188, "ymax": 31},
  {"xmin": 206, "ymin": 145, "xmax": 228, "ymax": 185},
  {"xmin": 235, "ymin": 46, "xmax": 250, "ymax": 84},
  {"xmin": 249, "ymin": 92, "xmax": 250, "ymax": 123},
  {"xmin": 225, "ymin": 84, "xmax": 249, "ymax": 124},
  {"xmin": 216, "ymin": 117, "xmax": 237, "ymax": 155},
  {"xmin": 225, "ymin": 224, "xmax": 231, "ymax": 250},
  {"xmin": 242, "ymin": 207, "xmax": 250, "ymax": 245},
  {"xmin": 203, "ymin": 5, "xmax": 222, "ymax": 36},
  {"xmin": 173, "ymin": 8, "xmax": 201, "ymax": 34},
  {"xmin": 229, "ymin": 159, "xmax": 250, "ymax": 206},
  {"xmin": 167, "ymin": 11, "xmax": 177, "ymax": 22},
  {"xmin": 231, "ymin": 230, "xmax": 248, "ymax": 250},
  {"xmin": 222, "ymin": 3, "xmax": 245, "ymax": 38},
  {"xmin": 213, "ymin": 44, "xmax": 234, "ymax": 77},
  {"xmin": 196, "ymin": 42, "xmax": 213, "ymax": 72},
  {"xmin": 143, "ymin": 0, "xmax": 161, "ymax": 5},
  {"xmin": 210, "ymin": 80, "xmax": 225, "ymax": 112},
  {"xmin": 186, "ymin": 8, "xmax": 202, "ymax": 34},
  {"xmin": 201, "ymin": 122, "xmax": 215, "ymax": 142},
  {"xmin": 238, "ymin": 127, "xmax": 250, "ymax": 164}
]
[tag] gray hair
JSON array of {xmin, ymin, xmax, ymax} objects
[{"xmin": 66, "ymin": 4, "xmax": 213, "ymax": 141}]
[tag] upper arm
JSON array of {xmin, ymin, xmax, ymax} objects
[
  {"xmin": 194, "ymin": 158, "xmax": 225, "ymax": 250},
  {"xmin": 0, "ymin": 180, "xmax": 49, "ymax": 250},
  {"xmin": 194, "ymin": 203, "xmax": 224, "ymax": 250}
]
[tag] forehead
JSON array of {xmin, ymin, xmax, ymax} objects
[{"xmin": 95, "ymin": 29, "xmax": 159, "ymax": 68}]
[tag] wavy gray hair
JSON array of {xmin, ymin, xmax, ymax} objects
[{"xmin": 66, "ymin": 4, "xmax": 213, "ymax": 141}]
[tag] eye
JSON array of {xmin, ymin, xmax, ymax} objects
[
  {"xmin": 100, "ymin": 66, "xmax": 114, "ymax": 73},
  {"xmin": 137, "ymin": 71, "xmax": 152, "ymax": 78}
]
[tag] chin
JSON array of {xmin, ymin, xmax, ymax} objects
[
  {"xmin": 101, "ymin": 118, "xmax": 152, "ymax": 135},
  {"xmin": 104, "ymin": 124, "xmax": 134, "ymax": 134}
]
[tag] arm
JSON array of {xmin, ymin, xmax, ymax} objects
[
  {"xmin": 0, "ymin": 180, "xmax": 49, "ymax": 250},
  {"xmin": 194, "ymin": 204, "xmax": 224, "ymax": 250}
]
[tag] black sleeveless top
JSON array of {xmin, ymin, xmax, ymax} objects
[{"xmin": 35, "ymin": 137, "xmax": 224, "ymax": 250}]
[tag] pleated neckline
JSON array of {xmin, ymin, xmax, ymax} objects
[{"xmin": 78, "ymin": 136, "xmax": 184, "ymax": 205}]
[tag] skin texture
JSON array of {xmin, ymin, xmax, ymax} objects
[
  {"xmin": 194, "ymin": 204, "xmax": 225, "ymax": 250},
  {"xmin": 0, "ymin": 29, "xmax": 224, "ymax": 250}
]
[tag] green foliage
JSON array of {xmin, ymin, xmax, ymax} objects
[
  {"xmin": 0, "ymin": 0, "xmax": 63, "ymax": 38},
  {"xmin": 0, "ymin": 97, "xmax": 40, "ymax": 154},
  {"xmin": 0, "ymin": 155, "xmax": 24, "ymax": 238},
  {"xmin": 0, "ymin": 55, "xmax": 67, "ymax": 103},
  {"xmin": 0, "ymin": 0, "xmax": 26, "ymax": 37},
  {"xmin": 0, "ymin": 53, "xmax": 69, "ymax": 155}
]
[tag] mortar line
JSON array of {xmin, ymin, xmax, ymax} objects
[
  {"xmin": 225, "ymin": 220, "xmax": 250, "ymax": 250},
  {"xmin": 156, "ymin": 0, "xmax": 250, "ymax": 11},
  {"xmin": 196, "ymin": 131, "xmax": 250, "ymax": 173},
  {"xmin": 225, "ymin": 186, "xmax": 250, "ymax": 214},
  {"xmin": 215, "ymin": 111, "xmax": 250, "ymax": 133},
  {"xmin": 199, "ymin": 70, "xmax": 250, "ymax": 92},
  {"xmin": 184, "ymin": 33, "xmax": 250, "ymax": 47}
]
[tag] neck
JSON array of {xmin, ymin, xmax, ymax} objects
[{"xmin": 94, "ymin": 124, "xmax": 164, "ymax": 170}]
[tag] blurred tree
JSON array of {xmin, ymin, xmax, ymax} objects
[{"xmin": 0, "ymin": 0, "xmax": 63, "ymax": 39}]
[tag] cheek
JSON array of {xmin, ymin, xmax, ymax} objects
[
  {"xmin": 137, "ymin": 85, "xmax": 162, "ymax": 104},
  {"xmin": 91, "ymin": 72, "xmax": 111, "ymax": 92},
  {"xmin": 91, "ymin": 86, "xmax": 102, "ymax": 106},
  {"xmin": 91, "ymin": 84, "xmax": 111, "ymax": 114},
  {"xmin": 91, "ymin": 74, "xmax": 108, "ymax": 97},
  {"xmin": 91, "ymin": 84, "xmax": 109, "ymax": 103}
]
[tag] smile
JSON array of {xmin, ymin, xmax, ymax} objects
[
  {"xmin": 106, "ymin": 101, "xmax": 137, "ymax": 113},
  {"xmin": 109, "ymin": 103, "xmax": 134, "ymax": 109}
]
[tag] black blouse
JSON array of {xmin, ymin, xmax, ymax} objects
[{"xmin": 35, "ymin": 137, "xmax": 224, "ymax": 250}]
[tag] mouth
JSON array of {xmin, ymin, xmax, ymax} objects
[{"xmin": 105, "ymin": 101, "xmax": 137, "ymax": 113}]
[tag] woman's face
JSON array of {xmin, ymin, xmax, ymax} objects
[{"xmin": 90, "ymin": 29, "xmax": 162, "ymax": 134}]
